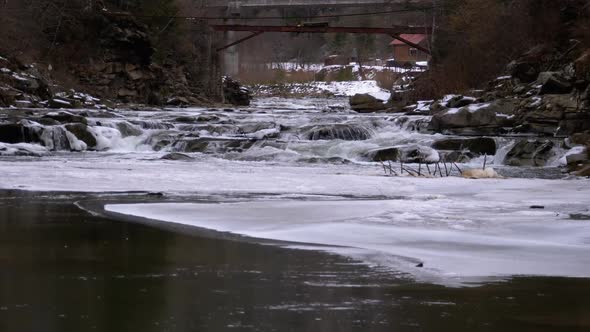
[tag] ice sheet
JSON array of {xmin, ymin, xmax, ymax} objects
[{"xmin": 105, "ymin": 197, "xmax": 590, "ymax": 286}]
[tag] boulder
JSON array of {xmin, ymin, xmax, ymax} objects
[
  {"xmin": 446, "ymin": 95, "xmax": 475, "ymax": 108},
  {"xmin": 574, "ymin": 164, "xmax": 590, "ymax": 177},
  {"xmin": 167, "ymin": 96, "xmax": 190, "ymax": 106},
  {"xmin": 175, "ymin": 116, "xmax": 196, "ymax": 123},
  {"xmin": 574, "ymin": 49, "xmax": 590, "ymax": 82},
  {"xmin": 48, "ymin": 98, "xmax": 73, "ymax": 109},
  {"xmin": 303, "ymin": 123, "xmax": 372, "ymax": 141},
  {"xmin": 116, "ymin": 122, "xmax": 143, "ymax": 137},
  {"xmin": 65, "ymin": 124, "xmax": 97, "ymax": 149},
  {"xmin": 505, "ymin": 139, "xmax": 555, "ymax": 166},
  {"xmin": 565, "ymin": 150, "xmax": 588, "ymax": 166},
  {"xmin": 223, "ymin": 77, "xmax": 251, "ymax": 106},
  {"xmin": 161, "ymin": 152, "xmax": 195, "ymax": 161},
  {"xmin": 507, "ymin": 44, "xmax": 552, "ymax": 83},
  {"xmin": 366, "ymin": 145, "xmax": 439, "ymax": 163},
  {"xmin": 349, "ymin": 93, "xmax": 387, "ymax": 112},
  {"xmin": 509, "ymin": 62, "xmax": 539, "ymax": 83},
  {"xmin": 0, "ymin": 87, "xmax": 17, "ymax": 107},
  {"xmin": 440, "ymin": 150, "xmax": 476, "ymax": 163},
  {"xmin": 0, "ymin": 123, "xmax": 40, "ymax": 144},
  {"xmin": 43, "ymin": 111, "xmax": 87, "ymax": 125},
  {"xmin": 538, "ymin": 72, "xmax": 572, "ymax": 95},
  {"xmin": 366, "ymin": 147, "xmax": 400, "ymax": 162},
  {"xmin": 557, "ymin": 112, "xmax": 590, "ymax": 136},
  {"xmin": 182, "ymin": 139, "xmax": 209, "ymax": 153},
  {"xmin": 568, "ymin": 132, "xmax": 590, "ymax": 147},
  {"xmin": 431, "ymin": 137, "xmax": 496, "ymax": 155},
  {"xmin": 429, "ymin": 99, "xmax": 517, "ymax": 133}
]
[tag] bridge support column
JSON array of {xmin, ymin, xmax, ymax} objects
[{"xmin": 222, "ymin": 30, "xmax": 240, "ymax": 77}]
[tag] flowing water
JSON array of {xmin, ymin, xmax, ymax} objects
[{"xmin": 1, "ymin": 97, "xmax": 590, "ymax": 331}]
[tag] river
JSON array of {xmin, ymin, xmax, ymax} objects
[{"xmin": 1, "ymin": 97, "xmax": 589, "ymax": 331}]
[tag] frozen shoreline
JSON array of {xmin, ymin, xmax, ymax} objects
[{"xmin": 2, "ymin": 154, "xmax": 589, "ymax": 286}]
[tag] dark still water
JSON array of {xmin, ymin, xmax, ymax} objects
[{"xmin": 1, "ymin": 191, "xmax": 589, "ymax": 332}]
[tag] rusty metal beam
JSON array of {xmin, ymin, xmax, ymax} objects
[
  {"xmin": 389, "ymin": 34, "xmax": 431, "ymax": 55},
  {"xmin": 217, "ymin": 31, "xmax": 265, "ymax": 52},
  {"xmin": 211, "ymin": 24, "xmax": 431, "ymax": 35}
]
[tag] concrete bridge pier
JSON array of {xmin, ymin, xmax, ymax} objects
[{"xmin": 222, "ymin": 30, "xmax": 240, "ymax": 77}]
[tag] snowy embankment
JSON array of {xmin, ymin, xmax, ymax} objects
[
  {"xmin": 1, "ymin": 156, "xmax": 589, "ymax": 286},
  {"xmin": 254, "ymin": 80, "xmax": 391, "ymax": 102}
]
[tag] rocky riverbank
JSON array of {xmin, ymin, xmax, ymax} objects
[{"xmin": 347, "ymin": 44, "xmax": 590, "ymax": 177}]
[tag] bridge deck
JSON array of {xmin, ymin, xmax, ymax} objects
[{"xmin": 205, "ymin": 0, "xmax": 427, "ymax": 8}]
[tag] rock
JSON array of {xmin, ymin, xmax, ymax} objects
[
  {"xmin": 440, "ymin": 150, "xmax": 476, "ymax": 163},
  {"xmin": 161, "ymin": 152, "xmax": 194, "ymax": 161},
  {"xmin": 223, "ymin": 77, "xmax": 251, "ymax": 106},
  {"xmin": 507, "ymin": 44, "xmax": 552, "ymax": 83},
  {"xmin": 48, "ymin": 98, "xmax": 73, "ymax": 109},
  {"xmin": 574, "ymin": 164, "xmax": 590, "ymax": 177},
  {"xmin": 127, "ymin": 70, "xmax": 144, "ymax": 81},
  {"xmin": 429, "ymin": 99, "xmax": 517, "ymax": 133},
  {"xmin": 366, "ymin": 147, "xmax": 400, "ymax": 162},
  {"xmin": 175, "ymin": 116, "xmax": 196, "ymax": 123},
  {"xmin": 0, "ymin": 87, "xmax": 17, "ymax": 107},
  {"xmin": 303, "ymin": 123, "xmax": 372, "ymax": 141},
  {"xmin": 568, "ymin": 132, "xmax": 590, "ymax": 147},
  {"xmin": 566, "ymin": 150, "xmax": 588, "ymax": 165},
  {"xmin": 505, "ymin": 139, "xmax": 555, "ymax": 166},
  {"xmin": 366, "ymin": 145, "xmax": 440, "ymax": 163},
  {"xmin": 43, "ymin": 111, "xmax": 87, "ymax": 125},
  {"xmin": 538, "ymin": 72, "xmax": 573, "ymax": 95},
  {"xmin": 446, "ymin": 95, "xmax": 475, "ymax": 108},
  {"xmin": 116, "ymin": 122, "xmax": 142, "ymax": 137},
  {"xmin": 557, "ymin": 112, "xmax": 590, "ymax": 136},
  {"xmin": 196, "ymin": 114, "xmax": 220, "ymax": 122},
  {"xmin": 574, "ymin": 49, "xmax": 590, "ymax": 82},
  {"xmin": 167, "ymin": 96, "xmax": 190, "ymax": 106},
  {"xmin": 0, "ymin": 123, "xmax": 41, "ymax": 144},
  {"xmin": 349, "ymin": 93, "xmax": 387, "ymax": 112},
  {"xmin": 118, "ymin": 88, "xmax": 137, "ymax": 97},
  {"xmin": 182, "ymin": 139, "xmax": 209, "ymax": 153},
  {"xmin": 509, "ymin": 61, "xmax": 539, "ymax": 83},
  {"xmin": 432, "ymin": 137, "xmax": 496, "ymax": 155},
  {"xmin": 65, "ymin": 123, "xmax": 97, "ymax": 149}
]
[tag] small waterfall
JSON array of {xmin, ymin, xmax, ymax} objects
[
  {"xmin": 132, "ymin": 120, "xmax": 174, "ymax": 130},
  {"xmin": 40, "ymin": 126, "xmax": 71, "ymax": 151}
]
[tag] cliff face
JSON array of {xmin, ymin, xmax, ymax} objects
[
  {"xmin": 70, "ymin": 13, "xmax": 216, "ymax": 106},
  {"xmin": 1, "ymin": 5, "xmax": 221, "ymax": 107}
]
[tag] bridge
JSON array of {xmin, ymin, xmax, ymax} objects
[
  {"xmin": 203, "ymin": 0, "xmax": 429, "ymax": 9},
  {"xmin": 204, "ymin": 0, "xmax": 435, "ymax": 76}
]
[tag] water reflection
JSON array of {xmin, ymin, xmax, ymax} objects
[{"xmin": 1, "ymin": 191, "xmax": 589, "ymax": 331}]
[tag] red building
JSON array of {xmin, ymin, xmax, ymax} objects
[{"xmin": 390, "ymin": 34, "xmax": 430, "ymax": 65}]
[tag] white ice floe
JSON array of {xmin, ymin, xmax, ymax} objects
[
  {"xmin": 0, "ymin": 142, "xmax": 48, "ymax": 156},
  {"xmin": 105, "ymin": 188, "xmax": 590, "ymax": 286}
]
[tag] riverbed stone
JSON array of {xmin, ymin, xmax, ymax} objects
[
  {"xmin": 505, "ymin": 139, "xmax": 555, "ymax": 166},
  {"xmin": 431, "ymin": 137, "xmax": 496, "ymax": 155},
  {"xmin": 161, "ymin": 152, "xmax": 194, "ymax": 161},
  {"xmin": 65, "ymin": 123, "xmax": 97, "ymax": 149},
  {"xmin": 0, "ymin": 123, "xmax": 40, "ymax": 144},
  {"xmin": 349, "ymin": 93, "xmax": 387, "ymax": 112},
  {"xmin": 43, "ymin": 111, "xmax": 87, "ymax": 125},
  {"xmin": 429, "ymin": 99, "xmax": 517, "ymax": 134}
]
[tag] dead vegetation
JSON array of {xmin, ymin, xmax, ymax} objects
[{"xmin": 412, "ymin": 0, "xmax": 588, "ymax": 100}]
